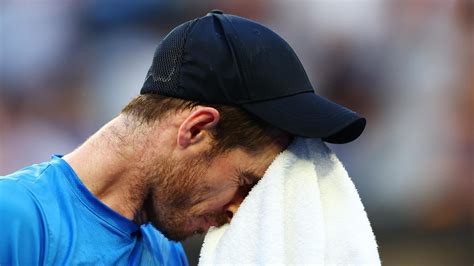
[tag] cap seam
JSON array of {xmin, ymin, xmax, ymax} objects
[
  {"xmin": 238, "ymin": 89, "xmax": 314, "ymax": 104},
  {"xmin": 210, "ymin": 14, "xmax": 241, "ymax": 102},
  {"xmin": 218, "ymin": 14, "xmax": 252, "ymax": 101}
]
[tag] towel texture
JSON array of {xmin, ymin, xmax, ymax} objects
[{"xmin": 199, "ymin": 137, "xmax": 380, "ymax": 265}]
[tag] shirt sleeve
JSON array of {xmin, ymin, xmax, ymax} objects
[{"xmin": 0, "ymin": 180, "xmax": 46, "ymax": 265}]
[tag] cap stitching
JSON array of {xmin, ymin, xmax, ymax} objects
[
  {"xmin": 218, "ymin": 14, "xmax": 251, "ymax": 101},
  {"xmin": 237, "ymin": 89, "xmax": 314, "ymax": 104}
]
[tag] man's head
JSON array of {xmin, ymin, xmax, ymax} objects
[
  {"xmin": 121, "ymin": 94, "xmax": 291, "ymax": 241},
  {"xmin": 123, "ymin": 10, "xmax": 366, "ymax": 241}
]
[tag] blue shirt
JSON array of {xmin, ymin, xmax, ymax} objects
[{"xmin": 0, "ymin": 155, "xmax": 189, "ymax": 265}]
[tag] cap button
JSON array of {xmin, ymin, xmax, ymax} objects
[{"xmin": 210, "ymin": 9, "xmax": 224, "ymax": 14}]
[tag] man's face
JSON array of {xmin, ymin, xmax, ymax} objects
[{"xmin": 142, "ymin": 142, "xmax": 286, "ymax": 241}]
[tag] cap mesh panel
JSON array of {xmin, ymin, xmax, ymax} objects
[{"xmin": 141, "ymin": 19, "xmax": 196, "ymax": 95}]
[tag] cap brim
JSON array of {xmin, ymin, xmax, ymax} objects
[{"xmin": 241, "ymin": 92, "xmax": 366, "ymax": 144}]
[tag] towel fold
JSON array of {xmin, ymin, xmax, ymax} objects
[{"xmin": 199, "ymin": 137, "xmax": 381, "ymax": 265}]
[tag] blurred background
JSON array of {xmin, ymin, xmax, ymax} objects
[{"xmin": 0, "ymin": 0, "xmax": 472, "ymax": 265}]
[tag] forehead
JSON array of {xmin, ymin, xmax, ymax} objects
[{"xmin": 212, "ymin": 144, "xmax": 284, "ymax": 178}]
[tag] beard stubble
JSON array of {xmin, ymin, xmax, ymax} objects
[{"xmin": 141, "ymin": 153, "xmax": 227, "ymax": 241}]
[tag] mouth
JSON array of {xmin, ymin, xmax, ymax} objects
[
  {"xmin": 193, "ymin": 229, "xmax": 205, "ymax": 235},
  {"xmin": 203, "ymin": 215, "xmax": 220, "ymax": 229},
  {"xmin": 191, "ymin": 215, "xmax": 222, "ymax": 236}
]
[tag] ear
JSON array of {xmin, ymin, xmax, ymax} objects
[{"xmin": 177, "ymin": 106, "xmax": 220, "ymax": 150}]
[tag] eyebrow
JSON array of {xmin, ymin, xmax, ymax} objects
[{"xmin": 237, "ymin": 169, "xmax": 261, "ymax": 185}]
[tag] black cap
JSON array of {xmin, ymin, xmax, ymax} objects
[{"xmin": 141, "ymin": 10, "xmax": 366, "ymax": 143}]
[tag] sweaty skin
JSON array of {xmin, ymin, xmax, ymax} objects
[{"xmin": 63, "ymin": 106, "xmax": 289, "ymax": 241}]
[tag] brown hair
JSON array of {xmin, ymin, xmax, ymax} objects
[{"xmin": 121, "ymin": 94, "xmax": 289, "ymax": 155}]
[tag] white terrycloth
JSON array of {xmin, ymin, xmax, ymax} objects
[{"xmin": 199, "ymin": 137, "xmax": 381, "ymax": 265}]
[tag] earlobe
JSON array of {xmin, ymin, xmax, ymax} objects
[{"xmin": 177, "ymin": 107, "xmax": 220, "ymax": 149}]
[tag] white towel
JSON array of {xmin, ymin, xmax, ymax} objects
[{"xmin": 199, "ymin": 137, "xmax": 381, "ymax": 265}]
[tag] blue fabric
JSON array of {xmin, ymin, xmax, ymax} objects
[{"xmin": 0, "ymin": 155, "xmax": 189, "ymax": 266}]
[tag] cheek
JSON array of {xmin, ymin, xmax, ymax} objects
[
  {"xmin": 199, "ymin": 169, "xmax": 238, "ymax": 208},
  {"xmin": 194, "ymin": 184, "xmax": 239, "ymax": 213}
]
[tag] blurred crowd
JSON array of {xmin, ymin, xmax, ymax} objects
[{"xmin": 1, "ymin": 0, "xmax": 472, "ymax": 264}]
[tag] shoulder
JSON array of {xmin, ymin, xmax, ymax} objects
[
  {"xmin": 0, "ymin": 159, "xmax": 59, "ymax": 219},
  {"xmin": 0, "ymin": 163, "xmax": 50, "ymax": 218},
  {"xmin": 0, "ymin": 178, "xmax": 47, "ymax": 234},
  {"xmin": 1, "ymin": 160, "xmax": 52, "ymax": 184},
  {"xmin": 0, "ymin": 179, "xmax": 47, "ymax": 264}
]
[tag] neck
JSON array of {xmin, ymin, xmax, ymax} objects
[{"xmin": 63, "ymin": 115, "xmax": 156, "ymax": 222}]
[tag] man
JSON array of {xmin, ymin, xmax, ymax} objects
[{"xmin": 0, "ymin": 10, "xmax": 365, "ymax": 265}]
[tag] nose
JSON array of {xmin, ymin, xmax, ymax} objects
[
  {"xmin": 224, "ymin": 184, "xmax": 253, "ymax": 222},
  {"xmin": 224, "ymin": 196, "xmax": 243, "ymax": 222}
]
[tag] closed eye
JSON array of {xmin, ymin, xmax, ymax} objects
[{"xmin": 236, "ymin": 168, "xmax": 261, "ymax": 186}]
